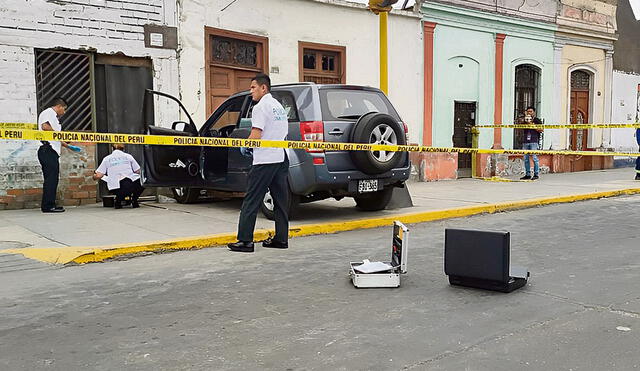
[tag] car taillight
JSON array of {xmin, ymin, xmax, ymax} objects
[
  {"xmin": 300, "ymin": 121, "xmax": 324, "ymax": 153},
  {"xmin": 402, "ymin": 122, "xmax": 409, "ymax": 142}
]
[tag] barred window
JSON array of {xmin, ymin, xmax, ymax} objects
[
  {"xmin": 513, "ymin": 64, "xmax": 541, "ymax": 149},
  {"xmin": 35, "ymin": 50, "xmax": 93, "ymax": 131}
]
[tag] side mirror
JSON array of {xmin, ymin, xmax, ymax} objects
[{"xmin": 172, "ymin": 121, "xmax": 190, "ymax": 132}]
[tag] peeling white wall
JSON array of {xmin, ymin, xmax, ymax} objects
[
  {"xmin": 611, "ymin": 70, "xmax": 640, "ymax": 152},
  {"xmin": 0, "ymin": 0, "xmax": 179, "ymax": 202},
  {"xmin": 178, "ymin": 0, "xmax": 424, "ymax": 143},
  {"xmin": 0, "ymin": 0, "xmax": 180, "ymax": 129}
]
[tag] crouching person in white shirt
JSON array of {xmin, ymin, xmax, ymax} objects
[{"xmin": 93, "ymin": 144, "xmax": 144, "ymax": 209}]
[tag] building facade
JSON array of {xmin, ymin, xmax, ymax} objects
[
  {"xmin": 420, "ymin": 0, "xmax": 558, "ymax": 179},
  {"xmin": 177, "ymin": 0, "xmax": 424, "ymax": 141},
  {"xmin": 419, "ymin": 0, "xmax": 620, "ymax": 179},
  {"xmin": 0, "ymin": 0, "xmax": 179, "ymax": 209}
]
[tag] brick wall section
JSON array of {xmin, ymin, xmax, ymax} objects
[
  {"xmin": 60, "ymin": 143, "xmax": 98, "ymax": 207},
  {"xmin": 0, "ymin": 143, "xmax": 97, "ymax": 210}
]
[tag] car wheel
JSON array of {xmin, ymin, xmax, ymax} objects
[
  {"xmin": 354, "ymin": 187, "xmax": 394, "ymax": 211},
  {"xmin": 349, "ymin": 112, "xmax": 406, "ymax": 175},
  {"xmin": 171, "ymin": 187, "xmax": 201, "ymax": 204},
  {"xmin": 261, "ymin": 188, "xmax": 299, "ymax": 221}
]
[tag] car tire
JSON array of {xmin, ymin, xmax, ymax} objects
[
  {"xmin": 171, "ymin": 187, "xmax": 201, "ymax": 204},
  {"xmin": 261, "ymin": 187, "xmax": 299, "ymax": 221},
  {"xmin": 349, "ymin": 112, "xmax": 406, "ymax": 175},
  {"xmin": 354, "ymin": 187, "xmax": 394, "ymax": 211}
]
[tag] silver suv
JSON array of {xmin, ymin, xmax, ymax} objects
[{"xmin": 142, "ymin": 83, "xmax": 411, "ymax": 219}]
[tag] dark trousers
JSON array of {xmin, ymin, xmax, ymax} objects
[
  {"xmin": 111, "ymin": 178, "xmax": 144, "ymax": 203},
  {"xmin": 636, "ymin": 146, "xmax": 640, "ymax": 173},
  {"xmin": 37, "ymin": 145, "xmax": 59, "ymax": 211},
  {"xmin": 237, "ymin": 158, "xmax": 289, "ymax": 243}
]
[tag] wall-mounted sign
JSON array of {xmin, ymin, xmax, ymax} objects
[{"xmin": 143, "ymin": 25, "xmax": 178, "ymax": 50}]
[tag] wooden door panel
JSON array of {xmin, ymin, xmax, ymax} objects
[
  {"xmin": 570, "ymin": 91, "xmax": 589, "ymax": 150},
  {"xmin": 234, "ymin": 70, "xmax": 255, "ymax": 95}
]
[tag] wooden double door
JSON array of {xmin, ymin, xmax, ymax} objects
[
  {"xmin": 205, "ymin": 28, "xmax": 269, "ymax": 115},
  {"xmin": 569, "ymin": 90, "xmax": 589, "ymax": 151}
]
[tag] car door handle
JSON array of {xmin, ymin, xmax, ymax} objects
[{"xmin": 329, "ymin": 128, "xmax": 344, "ymax": 136}]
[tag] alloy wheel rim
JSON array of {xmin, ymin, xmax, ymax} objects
[
  {"xmin": 263, "ymin": 191, "xmax": 274, "ymax": 211},
  {"xmin": 369, "ymin": 123, "xmax": 397, "ymax": 162}
]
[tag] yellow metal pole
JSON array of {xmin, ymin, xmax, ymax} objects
[
  {"xmin": 379, "ymin": 11, "xmax": 389, "ymax": 95},
  {"xmin": 471, "ymin": 126, "xmax": 479, "ymax": 177}
]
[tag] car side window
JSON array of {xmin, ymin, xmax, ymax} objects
[
  {"xmin": 208, "ymin": 96, "xmax": 245, "ymax": 135},
  {"xmin": 272, "ymin": 91, "xmax": 299, "ymax": 122}
]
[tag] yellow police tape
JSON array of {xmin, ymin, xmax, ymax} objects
[
  {"xmin": 0, "ymin": 122, "xmax": 38, "ymax": 130},
  {"xmin": 475, "ymin": 123, "xmax": 640, "ymax": 129},
  {"xmin": 7, "ymin": 122, "xmax": 639, "ymax": 130},
  {"xmin": 1, "ymin": 128, "xmax": 639, "ymax": 158}
]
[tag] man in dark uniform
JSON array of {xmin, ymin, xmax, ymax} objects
[
  {"xmin": 228, "ymin": 74, "xmax": 289, "ymax": 253},
  {"xmin": 37, "ymin": 98, "xmax": 81, "ymax": 213}
]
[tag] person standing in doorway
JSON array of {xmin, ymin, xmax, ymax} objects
[
  {"xmin": 635, "ymin": 127, "xmax": 640, "ymax": 180},
  {"xmin": 520, "ymin": 106, "xmax": 544, "ymax": 181},
  {"xmin": 93, "ymin": 144, "xmax": 145, "ymax": 209},
  {"xmin": 228, "ymin": 74, "xmax": 289, "ymax": 253},
  {"xmin": 37, "ymin": 98, "xmax": 81, "ymax": 213}
]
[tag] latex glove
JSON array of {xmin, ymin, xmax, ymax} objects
[
  {"xmin": 240, "ymin": 147, "xmax": 253, "ymax": 158},
  {"xmin": 68, "ymin": 145, "xmax": 82, "ymax": 152}
]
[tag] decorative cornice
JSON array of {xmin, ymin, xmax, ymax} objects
[{"xmin": 421, "ymin": 1, "xmax": 557, "ymax": 42}]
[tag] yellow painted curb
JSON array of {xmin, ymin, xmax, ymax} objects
[{"xmin": 3, "ymin": 187, "xmax": 640, "ymax": 265}]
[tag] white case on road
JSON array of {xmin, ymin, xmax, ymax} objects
[{"xmin": 349, "ymin": 221, "xmax": 409, "ymax": 288}]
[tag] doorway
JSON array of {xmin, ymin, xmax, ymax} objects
[
  {"xmin": 94, "ymin": 55, "xmax": 153, "ymax": 197},
  {"xmin": 205, "ymin": 28, "xmax": 268, "ymax": 116},
  {"xmin": 453, "ymin": 102, "xmax": 476, "ymax": 177},
  {"xmin": 569, "ymin": 70, "xmax": 591, "ymax": 151}
]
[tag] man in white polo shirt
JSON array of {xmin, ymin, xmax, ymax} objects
[
  {"xmin": 93, "ymin": 143, "xmax": 144, "ymax": 209},
  {"xmin": 228, "ymin": 74, "xmax": 290, "ymax": 253},
  {"xmin": 37, "ymin": 98, "xmax": 81, "ymax": 213}
]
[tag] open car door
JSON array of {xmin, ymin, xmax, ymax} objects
[{"xmin": 141, "ymin": 90, "xmax": 204, "ymax": 188}]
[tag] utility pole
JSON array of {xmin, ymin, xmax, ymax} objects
[{"xmin": 368, "ymin": 1, "xmax": 398, "ymax": 95}]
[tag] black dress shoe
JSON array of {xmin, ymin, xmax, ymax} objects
[
  {"xmin": 54, "ymin": 206, "xmax": 65, "ymax": 211},
  {"xmin": 262, "ymin": 238, "xmax": 288, "ymax": 249},
  {"xmin": 42, "ymin": 208, "xmax": 65, "ymax": 213},
  {"xmin": 131, "ymin": 200, "xmax": 140, "ymax": 208},
  {"xmin": 227, "ymin": 241, "xmax": 254, "ymax": 252}
]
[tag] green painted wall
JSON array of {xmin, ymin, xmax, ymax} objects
[
  {"xmin": 501, "ymin": 37, "xmax": 555, "ymax": 149},
  {"xmin": 432, "ymin": 25, "xmax": 494, "ymax": 148}
]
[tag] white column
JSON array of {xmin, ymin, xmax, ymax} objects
[
  {"xmin": 550, "ymin": 42, "xmax": 564, "ymax": 150},
  {"xmin": 602, "ymin": 49, "xmax": 614, "ymax": 149}
]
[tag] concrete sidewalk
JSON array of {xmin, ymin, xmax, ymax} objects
[{"xmin": 1, "ymin": 168, "xmax": 638, "ymax": 266}]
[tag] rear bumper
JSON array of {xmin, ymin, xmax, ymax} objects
[{"xmin": 288, "ymin": 153, "xmax": 411, "ymax": 196}]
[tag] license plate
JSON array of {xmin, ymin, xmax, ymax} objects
[{"xmin": 358, "ymin": 179, "xmax": 379, "ymax": 193}]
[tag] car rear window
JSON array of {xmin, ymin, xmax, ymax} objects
[{"xmin": 319, "ymin": 89, "xmax": 400, "ymax": 121}]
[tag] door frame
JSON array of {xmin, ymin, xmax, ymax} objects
[
  {"xmin": 204, "ymin": 27, "xmax": 269, "ymax": 116},
  {"xmin": 566, "ymin": 65, "xmax": 596, "ymax": 150},
  {"xmin": 452, "ymin": 100, "xmax": 477, "ymax": 174}
]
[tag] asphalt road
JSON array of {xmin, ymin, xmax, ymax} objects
[{"xmin": 1, "ymin": 196, "xmax": 639, "ymax": 371}]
